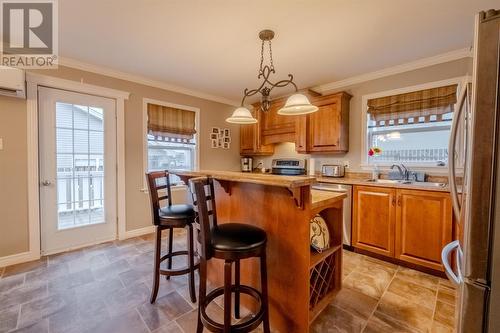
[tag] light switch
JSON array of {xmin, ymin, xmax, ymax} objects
[{"xmin": 0, "ymin": 138, "xmax": 3, "ymax": 151}]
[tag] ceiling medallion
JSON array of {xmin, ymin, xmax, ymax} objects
[{"xmin": 226, "ymin": 29, "xmax": 318, "ymax": 124}]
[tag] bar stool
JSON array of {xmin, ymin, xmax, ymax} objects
[
  {"xmin": 146, "ymin": 171, "xmax": 199, "ymax": 304},
  {"xmin": 189, "ymin": 177, "xmax": 270, "ymax": 333}
]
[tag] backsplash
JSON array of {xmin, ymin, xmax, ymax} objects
[{"xmin": 258, "ymin": 142, "xmax": 351, "ymax": 174}]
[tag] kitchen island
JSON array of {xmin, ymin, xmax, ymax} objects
[{"xmin": 174, "ymin": 170, "xmax": 345, "ymax": 333}]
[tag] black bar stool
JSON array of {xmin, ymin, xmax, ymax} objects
[
  {"xmin": 146, "ymin": 171, "xmax": 199, "ymax": 304},
  {"xmin": 189, "ymin": 177, "xmax": 270, "ymax": 333}
]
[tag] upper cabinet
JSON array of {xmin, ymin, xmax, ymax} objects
[
  {"xmin": 305, "ymin": 92, "xmax": 351, "ymax": 153},
  {"xmin": 240, "ymin": 91, "xmax": 351, "ymax": 155},
  {"xmin": 240, "ymin": 107, "xmax": 274, "ymax": 156},
  {"xmin": 261, "ymin": 97, "xmax": 298, "ymax": 145}
]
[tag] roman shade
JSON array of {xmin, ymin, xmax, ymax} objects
[
  {"xmin": 367, "ymin": 84, "xmax": 458, "ymax": 125},
  {"xmin": 147, "ymin": 103, "xmax": 196, "ymax": 142}
]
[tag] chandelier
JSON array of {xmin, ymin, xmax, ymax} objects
[{"xmin": 226, "ymin": 30, "xmax": 318, "ymax": 124}]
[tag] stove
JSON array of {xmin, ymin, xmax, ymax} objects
[{"xmin": 271, "ymin": 158, "xmax": 306, "ymax": 176}]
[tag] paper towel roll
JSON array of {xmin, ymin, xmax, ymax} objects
[{"xmin": 308, "ymin": 158, "xmax": 316, "ymax": 175}]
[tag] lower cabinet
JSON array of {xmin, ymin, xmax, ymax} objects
[
  {"xmin": 395, "ymin": 189, "xmax": 452, "ymax": 271},
  {"xmin": 352, "ymin": 186, "xmax": 396, "ymax": 257},
  {"xmin": 352, "ymin": 185, "xmax": 452, "ymax": 271}
]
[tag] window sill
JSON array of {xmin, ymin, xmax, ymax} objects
[{"xmin": 360, "ymin": 163, "xmax": 464, "ymax": 175}]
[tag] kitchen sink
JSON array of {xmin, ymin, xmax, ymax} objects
[{"xmin": 365, "ymin": 179, "xmax": 446, "ymax": 187}]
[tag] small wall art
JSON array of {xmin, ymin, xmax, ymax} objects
[{"xmin": 211, "ymin": 127, "xmax": 231, "ymax": 149}]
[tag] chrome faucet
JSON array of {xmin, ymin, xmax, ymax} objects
[
  {"xmin": 400, "ymin": 164, "xmax": 409, "ymax": 180},
  {"xmin": 391, "ymin": 164, "xmax": 409, "ymax": 180}
]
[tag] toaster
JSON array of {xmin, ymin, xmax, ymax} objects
[{"xmin": 321, "ymin": 164, "xmax": 345, "ymax": 178}]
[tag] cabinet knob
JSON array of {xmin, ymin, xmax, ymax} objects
[
  {"xmin": 392, "ymin": 198, "xmax": 396, "ymax": 206},
  {"xmin": 397, "ymin": 196, "xmax": 402, "ymax": 206}
]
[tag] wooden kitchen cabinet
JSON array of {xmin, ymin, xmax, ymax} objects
[
  {"xmin": 352, "ymin": 185, "xmax": 453, "ymax": 271},
  {"xmin": 307, "ymin": 92, "xmax": 351, "ymax": 153},
  {"xmin": 240, "ymin": 107, "xmax": 274, "ymax": 156},
  {"xmin": 240, "ymin": 91, "xmax": 351, "ymax": 155},
  {"xmin": 261, "ymin": 96, "xmax": 302, "ymax": 145},
  {"xmin": 395, "ymin": 189, "xmax": 452, "ymax": 271},
  {"xmin": 352, "ymin": 186, "xmax": 396, "ymax": 257}
]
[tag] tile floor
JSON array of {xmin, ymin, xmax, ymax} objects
[
  {"xmin": 0, "ymin": 231, "xmax": 457, "ymax": 333},
  {"xmin": 312, "ymin": 250, "xmax": 457, "ymax": 333}
]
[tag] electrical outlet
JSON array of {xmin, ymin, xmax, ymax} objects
[{"xmin": 343, "ymin": 160, "xmax": 350, "ymax": 168}]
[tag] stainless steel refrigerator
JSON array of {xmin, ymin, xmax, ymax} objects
[{"xmin": 442, "ymin": 9, "xmax": 500, "ymax": 333}]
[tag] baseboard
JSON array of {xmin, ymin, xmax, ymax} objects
[
  {"xmin": 121, "ymin": 225, "xmax": 155, "ymax": 240},
  {"xmin": 41, "ymin": 236, "xmax": 117, "ymax": 256},
  {"xmin": 0, "ymin": 250, "xmax": 40, "ymax": 268}
]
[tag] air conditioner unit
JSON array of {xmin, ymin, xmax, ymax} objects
[{"xmin": 0, "ymin": 66, "xmax": 26, "ymax": 99}]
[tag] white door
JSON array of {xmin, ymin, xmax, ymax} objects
[{"xmin": 39, "ymin": 87, "xmax": 117, "ymax": 255}]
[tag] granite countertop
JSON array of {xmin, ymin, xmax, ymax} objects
[
  {"xmin": 173, "ymin": 170, "xmax": 316, "ymax": 188},
  {"xmin": 316, "ymin": 176, "xmax": 452, "ymax": 193}
]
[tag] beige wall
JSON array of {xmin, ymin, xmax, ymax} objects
[
  {"xmin": 261, "ymin": 58, "xmax": 473, "ymax": 173},
  {"xmin": 0, "ymin": 97, "xmax": 29, "ymax": 256},
  {"xmin": 0, "ymin": 66, "xmax": 240, "ymax": 257}
]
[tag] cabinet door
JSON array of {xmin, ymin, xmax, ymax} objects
[
  {"xmin": 239, "ymin": 108, "xmax": 274, "ymax": 156},
  {"xmin": 395, "ymin": 190, "xmax": 452, "ymax": 271},
  {"xmin": 240, "ymin": 123, "xmax": 255, "ymax": 153},
  {"xmin": 352, "ymin": 186, "xmax": 396, "ymax": 257},
  {"xmin": 307, "ymin": 92, "xmax": 350, "ymax": 153},
  {"xmin": 261, "ymin": 102, "xmax": 296, "ymax": 145},
  {"xmin": 308, "ymin": 103, "xmax": 341, "ymax": 152},
  {"xmin": 295, "ymin": 115, "xmax": 307, "ymax": 153}
]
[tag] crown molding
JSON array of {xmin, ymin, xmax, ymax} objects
[
  {"xmin": 58, "ymin": 57, "xmax": 239, "ymax": 106},
  {"xmin": 312, "ymin": 48, "xmax": 473, "ymax": 94}
]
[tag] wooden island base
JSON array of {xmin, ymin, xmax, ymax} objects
[{"xmin": 175, "ymin": 171, "xmax": 345, "ymax": 333}]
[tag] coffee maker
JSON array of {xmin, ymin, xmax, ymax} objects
[{"xmin": 241, "ymin": 157, "xmax": 253, "ymax": 172}]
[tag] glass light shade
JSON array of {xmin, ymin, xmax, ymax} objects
[
  {"xmin": 277, "ymin": 93, "xmax": 319, "ymax": 115},
  {"xmin": 226, "ymin": 107, "xmax": 258, "ymax": 124}
]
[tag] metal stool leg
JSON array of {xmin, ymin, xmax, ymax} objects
[{"xmin": 150, "ymin": 226, "xmax": 162, "ymax": 303}]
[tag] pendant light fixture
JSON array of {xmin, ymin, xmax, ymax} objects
[{"xmin": 226, "ymin": 29, "xmax": 318, "ymax": 124}]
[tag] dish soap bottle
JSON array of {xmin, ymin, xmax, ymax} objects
[{"xmin": 372, "ymin": 164, "xmax": 379, "ymax": 180}]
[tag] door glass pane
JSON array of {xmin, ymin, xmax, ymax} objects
[{"xmin": 55, "ymin": 102, "xmax": 105, "ymax": 230}]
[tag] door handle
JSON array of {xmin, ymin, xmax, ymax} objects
[
  {"xmin": 448, "ymin": 83, "xmax": 468, "ymax": 220},
  {"xmin": 441, "ymin": 240, "xmax": 462, "ymax": 286},
  {"xmin": 41, "ymin": 180, "xmax": 52, "ymax": 186},
  {"xmin": 397, "ymin": 195, "xmax": 401, "ymax": 206}
]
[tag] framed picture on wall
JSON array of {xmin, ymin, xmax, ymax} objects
[
  {"xmin": 211, "ymin": 139, "xmax": 218, "ymax": 148},
  {"xmin": 224, "ymin": 129, "xmax": 230, "ymax": 137},
  {"xmin": 211, "ymin": 127, "xmax": 219, "ymax": 134},
  {"xmin": 210, "ymin": 133, "xmax": 217, "ymax": 140},
  {"xmin": 223, "ymin": 142, "xmax": 230, "ymax": 149},
  {"xmin": 224, "ymin": 137, "xmax": 231, "ymax": 143}
]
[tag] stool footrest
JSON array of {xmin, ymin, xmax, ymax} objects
[
  {"xmin": 158, "ymin": 250, "xmax": 199, "ymax": 277},
  {"xmin": 201, "ymin": 285, "xmax": 265, "ymax": 333}
]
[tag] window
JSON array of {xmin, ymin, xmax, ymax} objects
[
  {"xmin": 147, "ymin": 136, "xmax": 196, "ymax": 184},
  {"xmin": 367, "ymin": 113, "xmax": 453, "ymax": 165},
  {"xmin": 363, "ymin": 82, "xmax": 460, "ymax": 167},
  {"xmin": 144, "ymin": 100, "xmax": 199, "ymax": 185}
]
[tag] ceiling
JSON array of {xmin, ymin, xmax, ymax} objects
[{"xmin": 59, "ymin": 0, "xmax": 497, "ymax": 104}]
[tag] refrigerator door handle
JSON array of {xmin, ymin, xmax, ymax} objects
[
  {"xmin": 441, "ymin": 240, "xmax": 462, "ymax": 286},
  {"xmin": 448, "ymin": 83, "xmax": 468, "ymax": 220}
]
